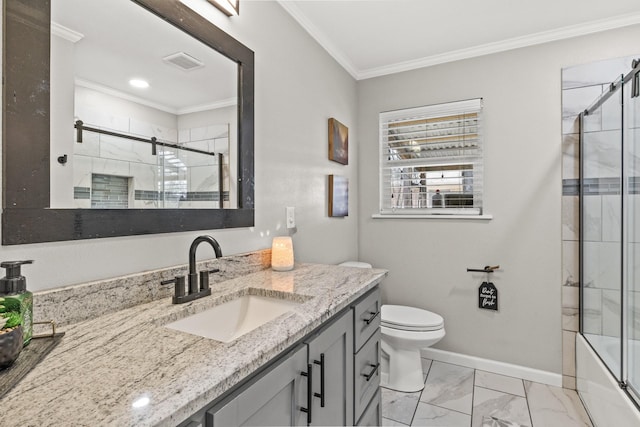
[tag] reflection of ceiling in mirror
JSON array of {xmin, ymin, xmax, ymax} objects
[{"xmin": 51, "ymin": 0, "xmax": 237, "ymax": 113}]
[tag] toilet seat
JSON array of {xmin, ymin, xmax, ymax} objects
[
  {"xmin": 381, "ymin": 322, "xmax": 443, "ymax": 332},
  {"xmin": 381, "ymin": 305, "xmax": 444, "ymax": 331},
  {"xmin": 381, "ymin": 324, "xmax": 446, "ymax": 343}
]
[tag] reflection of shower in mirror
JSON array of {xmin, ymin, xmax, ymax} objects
[{"xmin": 49, "ymin": 0, "xmax": 238, "ymax": 210}]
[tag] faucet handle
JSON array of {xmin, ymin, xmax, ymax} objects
[
  {"xmin": 199, "ymin": 270, "xmax": 210, "ymax": 291},
  {"xmin": 161, "ymin": 275, "xmax": 186, "ymax": 298},
  {"xmin": 198, "ymin": 269, "xmax": 220, "ymax": 292}
]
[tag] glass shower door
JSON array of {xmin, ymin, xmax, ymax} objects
[
  {"xmin": 625, "ymin": 66, "xmax": 640, "ymax": 402},
  {"xmin": 581, "ymin": 77, "xmax": 623, "ymax": 381}
]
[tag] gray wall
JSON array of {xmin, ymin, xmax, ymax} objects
[
  {"xmin": 0, "ymin": 1, "xmax": 359, "ymax": 290},
  {"xmin": 357, "ymin": 24, "xmax": 640, "ymax": 374}
]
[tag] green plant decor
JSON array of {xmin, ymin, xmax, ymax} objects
[
  {"xmin": 0, "ymin": 298, "xmax": 22, "ymax": 331},
  {"xmin": 2, "ymin": 312, "xmax": 21, "ymax": 329},
  {"xmin": 0, "ymin": 297, "xmax": 20, "ymax": 313}
]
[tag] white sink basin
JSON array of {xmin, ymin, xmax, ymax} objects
[{"xmin": 165, "ymin": 294, "xmax": 302, "ymax": 343}]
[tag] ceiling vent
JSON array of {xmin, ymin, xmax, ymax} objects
[{"xmin": 162, "ymin": 52, "xmax": 204, "ymax": 71}]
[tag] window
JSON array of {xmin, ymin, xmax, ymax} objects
[{"xmin": 379, "ymin": 98, "xmax": 483, "ymax": 216}]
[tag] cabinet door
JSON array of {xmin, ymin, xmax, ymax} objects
[
  {"xmin": 306, "ymin": 310, "xmax": 354, "ymax": 426},
  {"xmin": 356, "ymin": 389, "xmax": 381, "ymax": 427},
  {"xmin": 207, "ymin": 344, "xmax": 308, "ymax": 426}
]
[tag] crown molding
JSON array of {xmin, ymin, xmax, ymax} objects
[
  {"xmin": 75, "ymin": 78, "xmax": 235, "ymax": 115},
  {"xmin": 276, "ymin": 0, "xmax": 359, "ymax": 79},
  {"xmin": 177, "ymin": 97, "xmax": 237, "ymax": 115},
  {"xmin": 75, "ymin": 78, "xmax": 178, "ymax": 114},
  {"xmin": 358, "ymin": 12, "xmax": 640, "ymax": 80},
  {"xmin": 51, "ymin": 21, "xmax": 84, "ymax": 43},
  {"xmin": 277, "ymin": 3, "xmax": 640, "ymax": 81}
]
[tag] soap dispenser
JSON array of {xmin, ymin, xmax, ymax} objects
[{"xmin": 0, "ymin": 260, "xmax": 34, "ymax": 346}]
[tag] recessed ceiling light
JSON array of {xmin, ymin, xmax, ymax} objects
[{"xmin": 129, "ymin": 79, "xmax": 149, "ymax": 89}]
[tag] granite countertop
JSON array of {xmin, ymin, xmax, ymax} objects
[{"xmin": 0, "ymin": 263, "xmax": 387, "ymax": 427}]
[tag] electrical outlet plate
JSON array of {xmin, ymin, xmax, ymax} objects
[{"xmin": 286, "ymin": 207, "xmax": 295, "ymax": 229}]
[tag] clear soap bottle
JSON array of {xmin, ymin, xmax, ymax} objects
[{"xmin": 0, "ymin": 260, "xmax": 34, "ymax": 347}]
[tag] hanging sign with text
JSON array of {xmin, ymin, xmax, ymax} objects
[{"xmin": 478, "ymin": 282, "xmax": 498, "ymax": 311}]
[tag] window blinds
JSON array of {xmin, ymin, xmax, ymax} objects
[{"xmin": 379, "ymin": 98, "xmax": 483, "ymax": 215}]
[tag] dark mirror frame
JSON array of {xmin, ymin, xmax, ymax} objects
[{"xmin": 2, "ymin": 0, "xmax": 254, "ymax": 245}]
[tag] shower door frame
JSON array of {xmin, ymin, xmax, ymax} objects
[{"xmin": 579, "ymin": 58, "xmax": 640, "ymax": 409}]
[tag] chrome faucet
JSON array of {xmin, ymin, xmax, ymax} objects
[{"xmin": 162, "ymin": 235, "xmax": 222, "ymax": 304}]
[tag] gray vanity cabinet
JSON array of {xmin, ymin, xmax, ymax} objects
[
  {"xmin": 305, "ymin": 310, "xmax": 354, "ymax": 426},
  {"xmin": 205, "ymin": 309, "xmax": 354, "ymax": 427},
  {"xmin": 207, "ymin": 344, "xmax": 308, "ymax": 426},
  {"xmin": 181, "ymin": 286, "xmax": 381, "ymax": 427}
]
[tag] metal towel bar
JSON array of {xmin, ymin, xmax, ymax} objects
[{"xmin": 466, "ymin": 265, "xmax": 500, "ymax": 273}]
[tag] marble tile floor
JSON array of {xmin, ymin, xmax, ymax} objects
[{"xmin": 381, "ymin": 359, "xmax": 593, "ymax": 427}]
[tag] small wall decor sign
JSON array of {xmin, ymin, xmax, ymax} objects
[
  {"xmin": 329, "ymin": 175, "xmax": 348, "ymax": 217},
  {"xmin": 478, "ymin": 282, "xmax": 498, "ymax": 311},
  {"xmin": 328, "ymin": 118, "xmax": 348, "ymax": 165}
]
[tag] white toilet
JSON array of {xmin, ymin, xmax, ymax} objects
[
  {"xmin": 338, "ymin": 261, "xmax": 446, "ymax": 393},
  {"xmin": 380, "ymin": 305, "xmax": 445, "ymax": 392}
]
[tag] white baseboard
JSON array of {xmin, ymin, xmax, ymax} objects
[{"xmin": 421, "ymin": 348, "xmax": 563, "ymax": 387}]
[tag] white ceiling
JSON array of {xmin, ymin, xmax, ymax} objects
[
  {"xmin": 52, "ymin": 0, "xmax": 237, "ymax": 113},
  {"xmin": 277, "ymin": 0, "xmax": 640, "ymax": 80},
  {"xmin": 50, "ymin": 0, "xmax": 640, "ymax": 109}
]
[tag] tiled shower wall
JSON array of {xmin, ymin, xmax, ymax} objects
[
  {"xmin": 561, "ymin": 55, "xmax": 638, "ymax": 390},
  {"xmin": 73, "ymin": 120, "xmax": 229, "ymax": 209}
]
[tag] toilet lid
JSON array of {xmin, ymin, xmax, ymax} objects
[{"xmin": 381, "ymin": 305, "xmax": 444, "ymax": 331}]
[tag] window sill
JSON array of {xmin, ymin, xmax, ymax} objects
[{"xmin": 371, "ymin": 213, "xmax": 493, "ymax": 220}]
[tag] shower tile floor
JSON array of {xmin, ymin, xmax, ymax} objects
[{"xmin": 381, "ymin": 359, "xmax": 593, "ymax": 427}]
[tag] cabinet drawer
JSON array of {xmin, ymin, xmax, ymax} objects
[
  {"xmin": 354, "ymin": 329, "xmax": 380, "ymax": 423},
  {"xmin": 355, "ymin": 389, "xmax": 381, "ymax": 427},
  {"xmin": 352, "ymin": 288, "xmax": 381, "ymax": 352}
]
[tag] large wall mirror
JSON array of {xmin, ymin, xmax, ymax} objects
[{"xmin": 2, "ymin": 0, "xmax": 254, "ymax": 245}]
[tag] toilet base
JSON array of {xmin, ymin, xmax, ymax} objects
[{"xmin": 380, "ymin": 346, "xmax": 425, "ymax": 393}]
